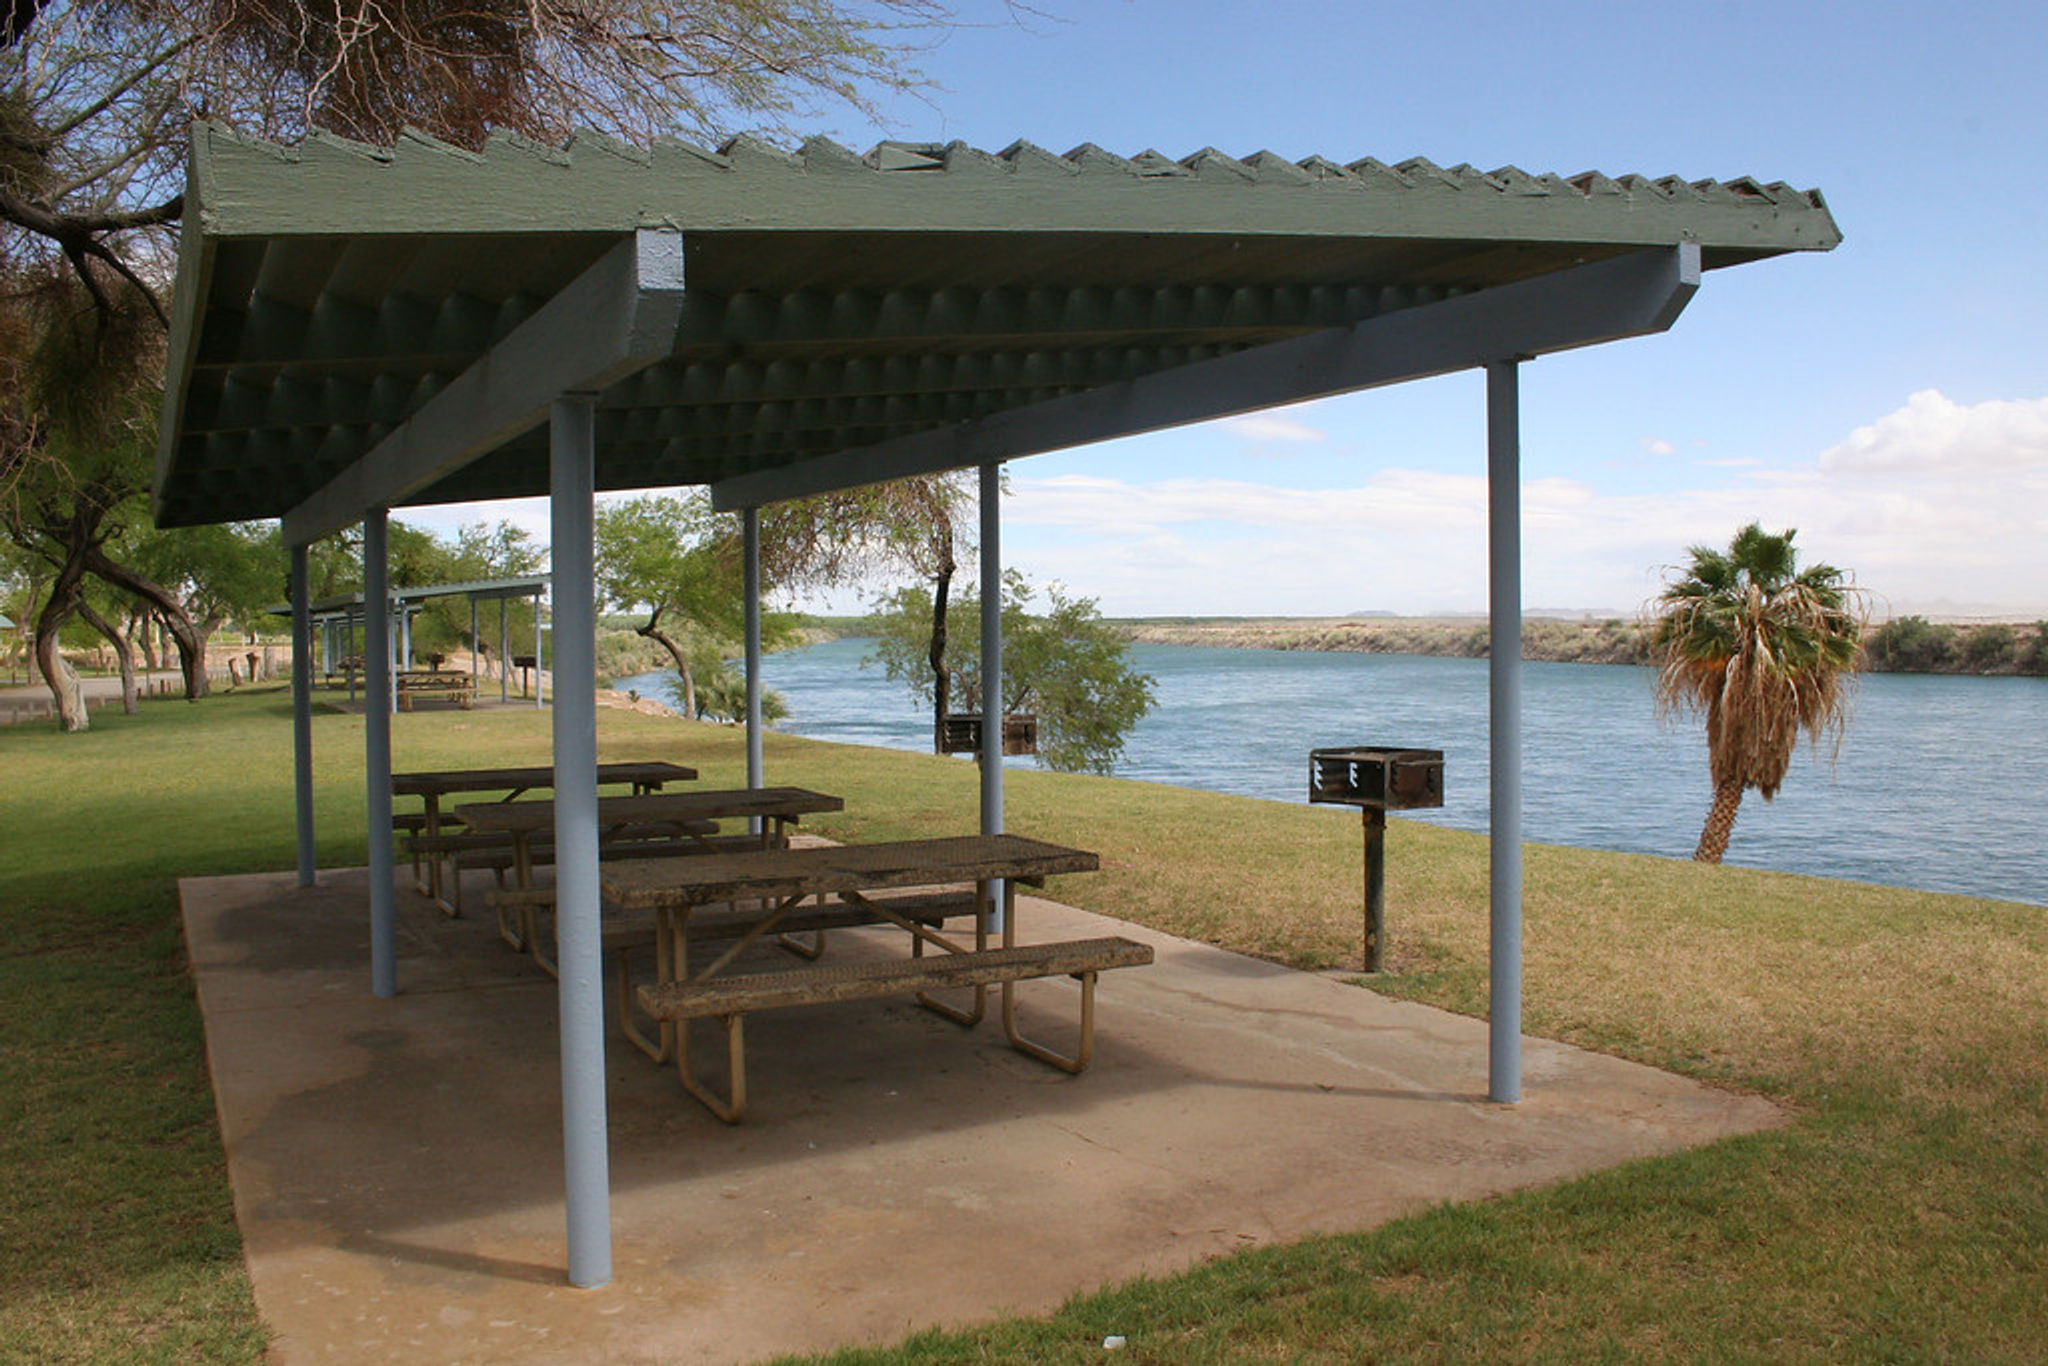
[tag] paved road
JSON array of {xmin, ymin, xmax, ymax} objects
[{"xmin": 0, "ymin": 670, "xmax": 187, "ymax": 723}]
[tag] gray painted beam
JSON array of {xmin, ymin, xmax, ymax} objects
[
  {"xmin": 711, "ymin": 245, "xmax": 1698, "ymax": 510},
  {"xmin": 280, "ymin": 229, "xmax": 686, "ymax": 547}
]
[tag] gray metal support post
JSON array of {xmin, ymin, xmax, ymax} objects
[
  {"xmin": 387, "ymin": 600, "xmax": 400, "ymax": 714},
  {"xmin": 979, "ymin": 463, "xmax": 1004, "ymax": 931},
  {"xmin": 534, "ymin": 594, "xmax": 545, "ymax": 709},
  {"xmin": 1486, "ymin": 359, "xmax": 1524, "ymax": 1104},
  {"xmin": 291, "ymin": 544, "xmax": 317, "ymax": 887},
  {"xmin": 399, "ymin": 604, "xmax": 411, "ymax": 674},
  {"xmin": 550, "ymin": 394, "xmax": 612, "ymax": 1289},
  {"xmin": 470, "ymin": 600, "xmax": 480, "ymax": 687},
  {"xmin": 743, "ymin": 507, "xmax": 764, "ymax": 802},
  {"xmin": 364, "ymin": 511, "xmax": 397, "ymax": 997}
]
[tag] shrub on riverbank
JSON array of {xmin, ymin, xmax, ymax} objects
[
  {"xmin": 1117, "ymin": 614, "xmax": 2048, "ymax": 676},
  {"xmin": 1868, "ymin": 616, "xmax": 2048, "ymax": 675}
]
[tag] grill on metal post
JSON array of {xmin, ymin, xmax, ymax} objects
[
  {"xmin": 937, "ymin": 712, "xmax": 1038, "ymax": 756},
  {"xmin": 1308, "ymin": 747, "xmax": 1445, "ymax": 971}
]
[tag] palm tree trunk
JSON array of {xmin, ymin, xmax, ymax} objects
[{"xmin": 1695, "ymin": 779, "xmax": 1745, "ymax": 863}]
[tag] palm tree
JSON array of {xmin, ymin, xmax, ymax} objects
[{"xmin": 1649, "ymin": 523, "xmax": 1867, "ymax": 863}]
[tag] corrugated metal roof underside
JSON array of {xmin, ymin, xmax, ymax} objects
[{"xmin": 155, "ymin": 128, "xmax": 1841, "ymax": 529}]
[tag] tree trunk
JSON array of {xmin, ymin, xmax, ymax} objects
[
  {"xmin": 1694, "ymin": 779, "xmax": 1745, "ymax": 863},
  {"xmin": 926, "ymin": 525, "xmax": 956, "ymax": 753},
  {"xmin": 928, "ymin": 565, "xmax": 955, "ymax": 749},
  {"xmin": 80, "ymin": 546, "xmax": 209, "ymax": 699},
  {"xmin": 33, "ymin": 619, "xmax": 86, "ymax": 730},
  {"xmin": 132, "ymin": 603, "xmax": 158, "ymax": 671},
  {"xmin": 32, "ymin": 532, "xmax": 91, "ymax": 731},
  {"xmin": 78, "ymin": 599, "xmax": 139, "ymax": 713},
  {"xmin": 637, "ymin": 610, "xmax": 695, "ymax": 718}
]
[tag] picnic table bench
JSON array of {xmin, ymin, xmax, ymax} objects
[
  {"xmin": 601, "ymin": 835, "xmax": 1152, "ymax": 1123},
  {"xmin": 396, "ymin": 670, "xmax": 475, "ymax": 710},
  {"xmin": 495, "ymin": 884, "xmax": 984, "ymax": 1061}
]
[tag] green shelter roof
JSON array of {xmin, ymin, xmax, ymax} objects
[{"xmin": 154, "ymin": 125, "xmax": 1840, "ymax": 535}]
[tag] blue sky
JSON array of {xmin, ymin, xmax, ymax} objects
[{"xmin": 410, "ymin": 0, "xmax": 2048, "ymax": 618}]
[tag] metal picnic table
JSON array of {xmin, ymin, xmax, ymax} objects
[
  {"xmin": 393, "ymin": 761, "xmax": 697, "ymax": 913},
  {"xmin": 599, "ymin": 834, "xmax": 1151, "ymax": 1122},
  {"xmin": 456, "ymin": 786, "xmax": 846, "ymax": 960}
]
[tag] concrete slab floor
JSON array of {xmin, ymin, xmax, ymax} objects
[{"xmin": 183, "ymin": 866, "xmax": 1783, "ymax": 1364}]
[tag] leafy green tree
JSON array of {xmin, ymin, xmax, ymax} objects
[
  {"xmin": 85, "ymin": 519, "xmax": 277, "ymax": 698},
  {"xmin": 759, "ymin": 472, "xmax": 975, "ymax": 740},
  {"xmin": 1648, "ymin": 522, "xmax": 1867, "ymax": 863},
  {"xmin": 869, "ymin": 571, "xmax": 1156, "ymax": 775},
  {"xmin": 595, "ymin": 492, "xmax": 801, "ymax": 718},
  {"xmin": 3, "ymin": 0, "xmax": 979, "ymax": 726},
  {"xmin": 0, "ymin": 270, "xmax": 162, "ymax": 725}
]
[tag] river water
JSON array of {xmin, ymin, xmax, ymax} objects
[{"xmin": 619, "ymin": 639, "xmax": 2047, "ymax": 907}]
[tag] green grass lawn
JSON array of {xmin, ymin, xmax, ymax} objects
[{"xmin": 3, "ymin": 688, "xmax": 2044, "ymax": 1362}]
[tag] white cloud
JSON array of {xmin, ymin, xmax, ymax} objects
[
  {"xmin": 1642, "ymin": 437, "xmax": 1676, "ymax": 456},
  {"xmin": 1820, "ymin": 389, "xmax": 2048, "ymax": 476},
  {"xmin": 1001, "ymin": 390, "xmax": 2048, "ymax": 616},
  {"xmin": 1219, "ymin": 407, "xmax": 1326, "ymax": 446},
  {"xmin": 376, "ymin": 392, "xmax": 2048, "ymax": 620},
  {"xmin": 391, "ymin": 495, "xmax": 554, "ymax": 553}
]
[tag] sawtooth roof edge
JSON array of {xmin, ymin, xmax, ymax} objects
[{"xmin": 186, "ymin": 123, "xmax": 1842, "ymax": 253}]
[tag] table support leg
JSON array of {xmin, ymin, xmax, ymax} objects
[
  {"xmin": 1363, "ymin": 807, "xmax": 1386, "ymax": 973},
  {"xmin": 997, "ymin": 878, "xmax": 1103, "ymax": 1072},
  {"xmin": 1001, "ymin": 972, "xmax": 1100, "ymax": 1074},
  {"xmin": 914, "ymin": 879, "xmax": 990, "ymax": 1026},
  {"xmin": 676, "ymin": 1014, "xmax": 747, "ymax": 1124}
]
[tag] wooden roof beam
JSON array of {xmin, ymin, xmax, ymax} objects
[
  {"xmin": 279, "ymin": 229, "xmax": 686, "ymax": 547},
  {"xmin": 710, "ymin": 244, "xmax": 1699, "ymax": 510}
]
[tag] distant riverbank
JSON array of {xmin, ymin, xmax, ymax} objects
[
  {"xmin": 791, "ymin": 612, "xmax": 2048, "ymax": 675},
  {"xmin": 1117, "ymin": 615, "xmax": 1649, "ymax": 665},
  {"xmin": 1111, "ymin": 614, "xmax": 2048, "ymax": 676}
]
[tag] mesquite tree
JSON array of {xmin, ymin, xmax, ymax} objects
[{"xmin": 3, "ymin": 0, "xmax": 978, "ymax": 726}]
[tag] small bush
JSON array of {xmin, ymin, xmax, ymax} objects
[
  {"xmin": 1868, "ymin": 616, "xmax": 1958, "ymax": 672},
  {"xmin": 1963, "ymin": 624, "xmax": 2017, "ymax": 672}
]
